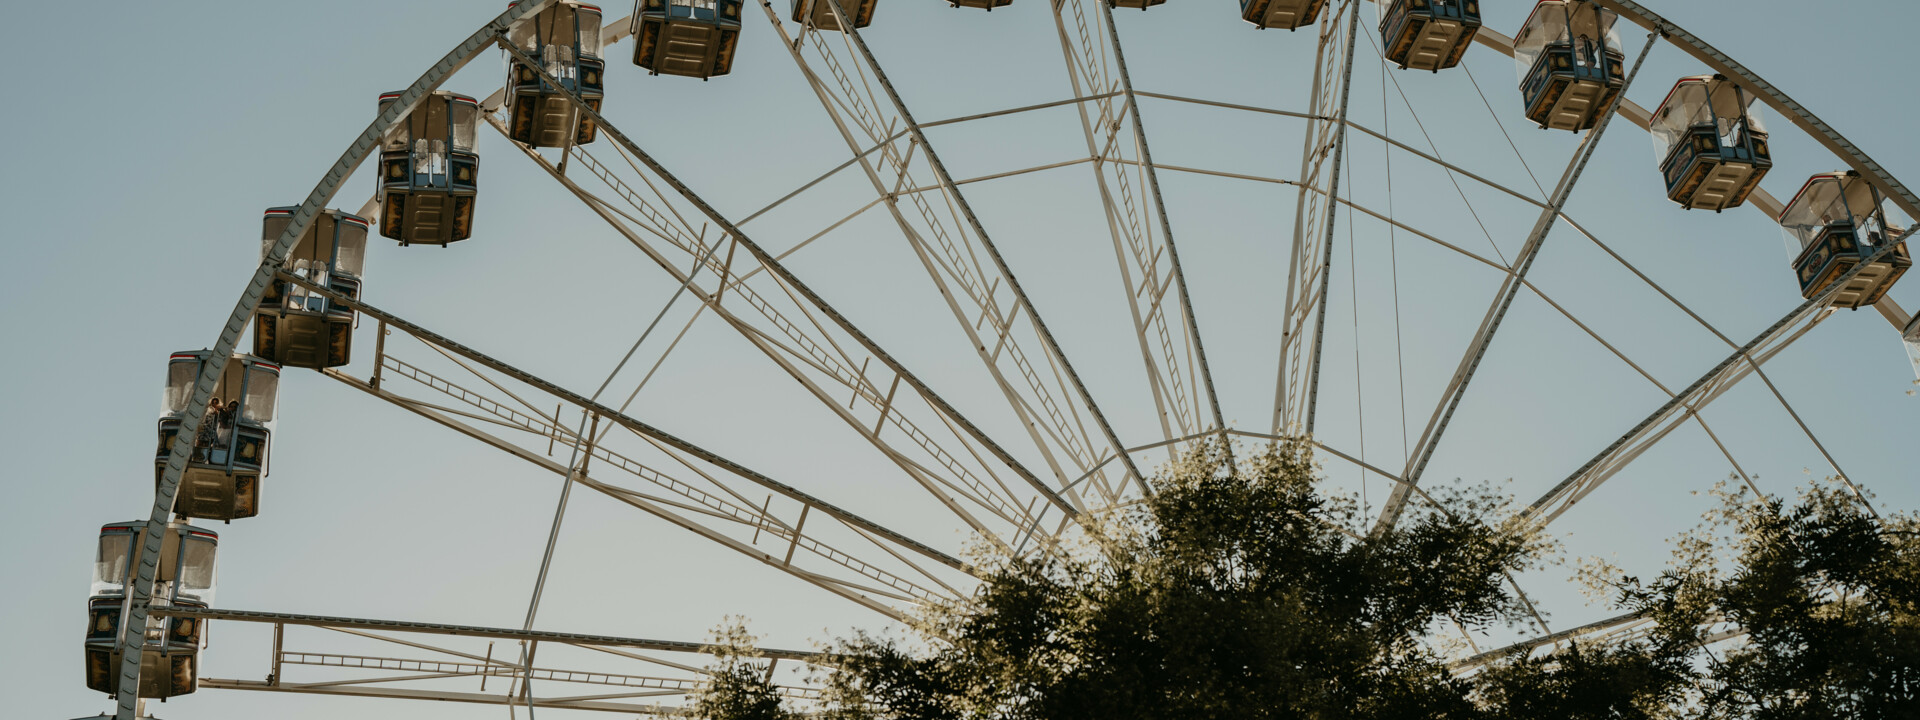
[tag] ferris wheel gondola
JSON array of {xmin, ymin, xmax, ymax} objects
[
  {"xmin": 1379, "ymin": 0, "xmax": 1481, "ymax": 71},
  {"xmin": 155, "ymin": 351, "xmax": 278, "ymax": 521},
  {"xmin": 506, "ymin": 1, "xmax": 606, "ymax": 147},
  {"xmin": 633, "ymin": 0, "xmax": 745, "ymax": 78},
  {"xmin": 1514, "ymin": 0, "xmax": 1624, "ymax": 131},
  {"xmin": 792, "ymin": 0, "xmax": 879, "ymax": 28},
  {"xmin": 1780, "ymin": 172, "xmax": 1914, "ymax": 309},
  {"xmin": 1650, "ymin": 74, "xmax": 1771, "ymax": 212},
  {"xmin": 1240, "ymin": 0, "xmax": 1326, "ymax": 30},
  {"xmin": 947, "ymin": 0, "xmax": 1015, "ymax": 10},
  {"xmin": 377, "ymin": 92, "xmax": 482, "ymax": 246},
  {"xmin": 84, "ymin": 522, "xmax": 217, "ymax": 700},
  {"xmin": 254, "ymin": 207, "xmax": 366, "ymax": 368}
]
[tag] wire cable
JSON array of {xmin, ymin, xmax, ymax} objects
[
  {"xmin": 1360, "ymin": 27, "xmax": 1510, "ymax": 266},
  {"xmin": 514, "ymin": 228, "xmax": 730, "ymax": 718}
]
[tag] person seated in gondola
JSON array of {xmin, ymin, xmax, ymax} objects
[
  {"xmin": 194, "ymin": 397, "xmax": 222, "ymax": 462},
  {"xmin": 159, "ymin": 351, "xmax": 279, "ymax": 521},
  {"xmin": 219, "ymin": 400, "xmax": 239, "ymax": 448}
]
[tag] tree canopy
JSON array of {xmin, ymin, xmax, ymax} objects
[{"xmin": 691, "ymin": 442, "xmax": 1919, "ymax": 720}]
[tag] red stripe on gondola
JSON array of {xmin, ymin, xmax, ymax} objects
[
  {"xmin": 188, "ymin": 531, "xmax": 219, "ymax": 540},
  {"xmin": 100, "ymin": 525, "xmax": 138, "ymax": 532},
  {"xmin": 1784, "ymin": 172, "xmax": 1853, "ymax": 215},
  {"xmin": 342, "ymin": 216, "xmax": 370, "ymax": 227},
  {"xmin": 255, "ymin": 362, "xmax": 282, "ymax": 372},
  {"xmin": 170, "ymin": 353, "xmax": 200, "ymax": 360},
  {"xmin": 1654, "ymin": 76, "xmax": 1709, "ymax": 118}
]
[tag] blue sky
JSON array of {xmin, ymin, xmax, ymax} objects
[{"xmin": 4, "ymin": 1, "xmax": 1917, "ymax": 717}]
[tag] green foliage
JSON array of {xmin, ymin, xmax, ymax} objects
[
  {"xmin": 808, "ymin": 441, "xmax": 1674, "ymax": 720},
  {"xmin": 1597, "ymin": 481, "xmax": 1920, "ymax": 720},
  {"xmin": 692, "ymin": 620, "xmax": 796, "ymax": 720},
  {"xmin": 690, "ymin": 446, "xmax": 1918, "ymax": 720}
]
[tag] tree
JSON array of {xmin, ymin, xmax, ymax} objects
[
  {"xmin": 1596, "ymin": 480, "xmax": 1920, "ymax": 720},
  {"xmin": 690, "ymin": 444, "xmax": 1915, "ymax": 719},
  {"xmin": 801, "ymin": 441, "xmax": 1695, "ymax": 719},
  {"xmin": 691, "ymin": 620, "xmax": 796, "ymax": 720}
]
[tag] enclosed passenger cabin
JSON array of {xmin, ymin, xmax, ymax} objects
[
  {"xmin": 634, "ymin": 0, "xmax": 743, "ymax": 79},
  {"xmin": 1514, "ymin": 1, "xmax": 1624, "ymax": 131},
  {"xmin": 156, "ymin": 351, "xmax": 279, "ymax": 521},
  {"xmin": 1241, "ymin": 0, "xmax": 1325, "ymax": 30},
  {"xmin": 85, "ymin": 522, "xmax": 216, "ymax": 699},
  {"xmin": 255, "ymin": 208, "xmax": 366, "ymax": 369},
  {"xmin": 1380, "ymin": 0, "xmax": 1480, "ymax": 71},
  {"xmin": 1650, "ymin": 75, "xmax": 1771, "ymax": 211},
  {"xmin": 1779, "ymin": 172, "xmax": 1913, "ymax": 308},
  {"xmin": 507, "ymin": 1, "xmax": 605, "ymax": 147},
  {"xmin": 790, "ymin": 0, "xmax": 877, "ymax": 30},
  {"xmin": 378, "ymin": 92, "xmax": 481, "ymax": 245}
]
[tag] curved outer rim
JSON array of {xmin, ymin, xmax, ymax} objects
[
  {"xmin": 1471, "ymin": 2, "xmax": 1913, "ymax": 328},
  {"xmin": 109, "ymin": 3, "xmax": 557, "ymax": 718},
  {"xmin": 1595, "ymin": 0, "xmax": 1920, "ymax": 223},
  {"xmin": 111, "ymin": 2, "xmax": 1915, "ymax": 716}
]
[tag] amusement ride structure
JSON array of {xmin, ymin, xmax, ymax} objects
[{"xmin": 81, "ymin": 0, "xmax": 1920, "ymax": 717}]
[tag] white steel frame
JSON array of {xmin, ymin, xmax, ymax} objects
[{"xmin": 106, "ymin": 1, "xmax": 1918, "ymax": 717}]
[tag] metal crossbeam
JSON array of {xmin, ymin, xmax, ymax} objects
[
  {"xmin": 169, "ymin": 607, "xmax": 824, "ymax": 715},
  {"xmin": 277, "ymin": 272, "xmax": 969, "ymax": 619},
  {"xmin": 1048, "ymin": 0, "xmax": 1226, "ymax": 448},
  {"xmin": 1448, "ymin": 611, "xmax": 1650, "ymax": 671},
  {"xmin": 876, "ymin": 153, "xmax": 1811, "ymax": 507},
  {"xmin": 149, "ymin": 606, "xmax": 818, "ymax": 659},
  {"xmin": 199, "ymin": 680, "xmax": 688, "ymax": 715},
  {"xmin": 1273, "ymin": 0, "xmax": 1363, "ymax": 435},
  {"xmin": 1530, "ymin": 228, "xmax": 1917, "ymax": 525},
  {"xmin": 498, "ymin": 35, "xmax": 1095, "ymax": 544},
  {"xmin": 494, "ymin": 117, "xmax": 1045, "ymax": 553},
  {"xmin": 371, "ymin": 356, "xmax": 956, "ymax": 605},
  {"xmin": 760, "ymin": 0, "xmax": 1148, "ymax": 511},
  {"xmin": 330, "ymin": 365, "xmax": 947, "ymax": 619},
  {"xmin": 1375, "ymin": 30, "xmax": 1661, "ymax": 535}
]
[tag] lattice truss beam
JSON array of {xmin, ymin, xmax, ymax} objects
[
  {"xmin": 1273, "ymin": 0, "xmax": 1363, "ymax": 435},
  {"xmin": 1047, "ymin": 0, "xmax": 1226, "ymax": 449},
  {"xmin": 1449, "ymin": 609, "xmax": 1747, "ymax": 675},
  {"xmin": 757, "ymin": 0, "xmax": 1149, "ymax": 517},
  {"xmin": 155, "ymin": 607, "xmax": 821, "ymax": 715},
  {"xmin": 295, "ymin": 270, "xmax": 975, "ymax": 621},
  {"xmin": 469, "ymin": 51, "xmax": 1111, "ymax": 573}
]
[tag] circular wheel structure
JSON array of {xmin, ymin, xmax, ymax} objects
[{"xmin": 99, "ymin": 0, "xmax": 1919, "ymax": 717}]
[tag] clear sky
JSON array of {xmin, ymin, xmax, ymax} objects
[{"xmin": 4, "ymin": 1, "xmax": 1917, "ymax": 717}]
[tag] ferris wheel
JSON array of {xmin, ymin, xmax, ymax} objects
[{"xmin": 80, "ymin": 0, "xmax": 1920, "ymax": 717}]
